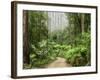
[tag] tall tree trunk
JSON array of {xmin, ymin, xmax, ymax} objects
[
  {"xmin": 81, "ymin": 14, "xmax": 85, "ymax": 34},
  {"xmin": 23, "ymin": 10, "xmax": 30, "ymax": 64}
]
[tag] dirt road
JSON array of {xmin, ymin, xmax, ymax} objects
[{"xmin": 46, "ymin": 57, "xmax": 71, "ymax": 68}]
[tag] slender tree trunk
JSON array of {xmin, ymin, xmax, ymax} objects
[
  {"xmin": 81, "ymin": 14, "xmax": 85, "ymax": 33},
  {"xmin": 23, "ymin": 10, "xmax": 30, "ymax": 64}
]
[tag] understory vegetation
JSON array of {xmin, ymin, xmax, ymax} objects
[{"xmin": 23, "ymin": 11, "xmax": 91, "ymax": 69}]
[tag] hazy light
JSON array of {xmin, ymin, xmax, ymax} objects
[{"xmin": 48, "ymin": 12, "xmax": 68, "ymax": 32}]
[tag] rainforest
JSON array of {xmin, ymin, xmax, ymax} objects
[{"xmin": 23, "ymin": 11, "xmax": 91, "ymax": 69}]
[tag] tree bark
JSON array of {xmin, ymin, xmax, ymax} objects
[{"xmin": 23, "ymin": 10, "xmax": 30, "ymax": 64}]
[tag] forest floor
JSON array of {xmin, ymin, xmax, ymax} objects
[{"xmin": 45, "ymin": 57, "xmax": 72, "ymax": 68}]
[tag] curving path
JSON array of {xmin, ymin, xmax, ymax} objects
[{"xmin": 46, "ymin": 57, "xmax": 72, "ymax": 68}]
